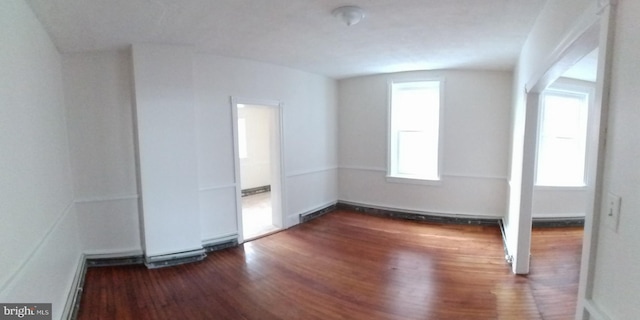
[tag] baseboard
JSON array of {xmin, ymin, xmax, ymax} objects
[
  {"xmin": 532, "ymin": 217, "xmax": 585, "ymax": 227},
  {"xmin": 299, "ymin": 202, "xmax": 338, "ymax": 223},
  {"xmin": 498, "ymin": 220, "xmax": 513, "ymax": 265},
  {"xmin": 337, "ymin": 201, "xmax": 501, "ymax": 226},
  {"xmin": 86, "ymin": 255, "xmax": 145, "ymax": 267},
  {"xmin": 203, "ymin": 238, "xmax": 238, "ymax": 253},
  {"xmin": 145, "ymin": 249, "xmax": 207, "ymax": 269}
]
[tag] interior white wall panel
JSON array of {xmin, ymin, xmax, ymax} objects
[
  {"xmin": 338, "ymin": 70, "xmax": 512, "ymax": 218},
  {"xmin": 62, "ymin": 50, "xmax": 141, "ymax": 255},
  {"xmin": 193, "ymin": 54, "xmax": 338, "ymax": 232},
  {"xmin": 591, "ymin": 0, "xmax": 640, "ymax": 317},
  {"xmin": 0, "ymin": 1, "xmax": 82, "ymax": 318},
  {"xmin": 132, "ymin": 44, "xmax": 202, "ymax": 257}
]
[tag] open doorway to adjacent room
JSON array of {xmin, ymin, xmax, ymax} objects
[
  {"xmin": 533, "ymin": 48, "xmax": 599, "ymax": 217},
  {"xmin": 232, "ymin": 99, "xmax": 284, "ymax": 242}
]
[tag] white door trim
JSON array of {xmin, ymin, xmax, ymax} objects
[{"xmin": 230, "ymin": 97, "xmax": 286, "ymax": 244}]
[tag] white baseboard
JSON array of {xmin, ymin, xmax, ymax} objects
[{"xmin": 202, "ymin": 233, "xmax": 238, "ymax": 247}]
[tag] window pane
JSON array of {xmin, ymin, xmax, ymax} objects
[
  {"xmin": 537, "ymin": 137, "xmax": 585, "ymax": 186},
  {"xmin": 536, "ymin": 89, "xmax": 589, "ymax": 186},
  {"xmin": 397, "ymin": 131, "xmax": 438, "ymax": 177},
  {"xmin": 541, "ymin": 94, "xmax": 585, "ymax": 138},
  {"xmin": 389, "ymin": 80, "xmax": 441, "ymax": 180}
]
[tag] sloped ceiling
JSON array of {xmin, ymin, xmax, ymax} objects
[{"xmin": 26, "ymin": 0, "xmax": 548, "ymax": 79}]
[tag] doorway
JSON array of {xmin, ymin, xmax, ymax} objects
[
  {"xmin": 510, "ymin": 2, "xmax": 612, "ymax": 276},
  {"xmin": 532, "ymin": 49, "xmax": 598, "ymax": 215},
  {"xmin": 232, "ymin": 98, "xmax": 284, "ymax": 242}
]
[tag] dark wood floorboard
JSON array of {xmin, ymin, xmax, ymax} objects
[{"xmin": 77, "ymin": 210, "xmax": 582, "ymax": 319}]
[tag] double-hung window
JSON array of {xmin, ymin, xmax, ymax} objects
[
  {"xmin": 388, "ymin": 80, "xmax": 443, "ymax": 182},
  {"xmin": 536, "ymin": 82, "xmax": 592, "ymax": 187}
]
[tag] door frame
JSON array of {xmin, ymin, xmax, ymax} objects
[
  {"xmin": 513, "ymin": 0, "xmax": 615, "ymax": 317},
  {"xmin": 230, "ymin": 97, "xmax": 286, "ymax": 243}
]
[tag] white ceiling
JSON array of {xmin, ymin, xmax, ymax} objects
[{"xmin": 26, "ymin": 0, "xmax": 548, "ymax": 79}]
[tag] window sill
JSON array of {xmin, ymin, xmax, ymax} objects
[
  {"xmin": 534, "ymin": 185, "xmax": 588, "ymax": 191},
  {"xmin": 386, "ymin": 175, "xmax": 442, "ymax": 186}
]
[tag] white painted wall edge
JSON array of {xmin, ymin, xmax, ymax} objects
[
  {"xmin": 285, "ymin": 215, "xmax": 299, "ymax": 228},
  {"xmin": 244, "ymin": 160, "xmax": 270, "ymax": 166},
  {"xmin": 339, "ymin": 165, "xmax": 386, "ymax": 172},
  {"xmin": 75, "ymin": 194, "xmax": 139, "ymax": 203},
  {"xmin": 338, "ymin": 200, "xmax": 504, "ymax": 220},
  {"xmin": 198, "ymin": 184, "xmax": 236, "ymax": 192},
  {"xmin": 83, "ymin": 249, "xmax": 144, "ymax": 258},
  {"xmin": 286, "ymin": 166, "xmax": 338, "ymax": 178},
  {"xmin": 202, "ymin": 233, "xmax": 238, "ymax": 246},
  {"xmin": 0, "ymin": 201, "xmax": 75, "ymax": 293}
]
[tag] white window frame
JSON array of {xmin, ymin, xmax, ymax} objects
[
  {"xmin": 535, "ymin": 79, "xmax": 594, "ymax": 189},
  {"xmin": 387, "ymin": 78, "xmax": 444, "ymax": 185}
]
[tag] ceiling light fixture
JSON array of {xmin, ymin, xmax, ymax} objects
[{"xmin": 332, "ymin": 6, "xmax": 365, "ymax": 26}]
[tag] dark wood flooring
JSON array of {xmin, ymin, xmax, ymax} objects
[{"xmin": 77, "ymin": 210, "xmax": 582, "ymax": 319}]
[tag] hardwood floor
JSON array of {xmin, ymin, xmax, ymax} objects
[
  {"xmin": 77, "ymin": 210, "xmax": 582, "ymax": 319},
  {"xmin": 242, "ymin": 192, "xmax": 278, "ymax": 240}
]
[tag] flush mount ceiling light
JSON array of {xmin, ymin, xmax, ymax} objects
[{"xmin": 332, "ymin": 6, "xmax": 365, "ymax": 26}]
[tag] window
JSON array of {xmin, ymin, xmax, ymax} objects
[
  {"xmin": 388, "ymin": 80, "xmax": 442, "ymax": 182},
  {"xmin": 536, "ymin": 84, "xmax": 591, "ymax": 187}
]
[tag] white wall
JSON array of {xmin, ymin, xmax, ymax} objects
[
  {"xmin": 589, "ymin": 0, "xmax": 640, "ymax": 318},
  {"xmin": 0, "ymin": 1, "xmax": 82, "ymax": 318},
  {"xmin": 239, "ymin": 106, "xmax": 272, "ymax": 189},
  {"xmin": 532, "ymin": 77, "xmax": 596, "ymax": 219},
  {"xmin": 132, "ymin": 44, "xmax": 202, "ymax": 257},
  {"xmin": 193, "ymin": 53, "xmax": 338, "ymax": 239},
  {"xmin": 338, "ymin": 70, "xmax": 512, "ymax": 217},
  {"xmin": 59, "ymin": 46, "xmax": 338, "ymax": 251},
  {"xmin": 506, "ymin": 0, "xmax": 593, "ymax": 274},
  {"xmin": 62, "ymin": 50, "xmax": 141, "ymax": 256},
  {"xmin": 532, "ymin": 188, "xmax": 588, "ymax": 218}
]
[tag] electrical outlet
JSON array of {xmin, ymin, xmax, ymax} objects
[{"xmin": 605, "ymin": 192, "xmax": 621, "ymax": 232}]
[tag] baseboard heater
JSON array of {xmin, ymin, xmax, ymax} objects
[
  {"xmin": 300, "ymin": 203, "xmax": 338, "ymax": 223},
  {"xmin": 336, "ymin": 201, "xmax": 500, "ymax": 226},
  {"xmin": 145, "ymin": 248, "xmax": 206, "ymax": 269},
  {"xmin": 241, "ymin": 185, "xmax": 271, "ymax": 197},
  {"xmin": 498, "ymin": 219, "xmax": 513, "ymax": 265}
]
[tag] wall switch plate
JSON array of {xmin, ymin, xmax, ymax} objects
[{"xmin": 605, "ymin": 192, "xmax": 621, "ymax": 232}]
